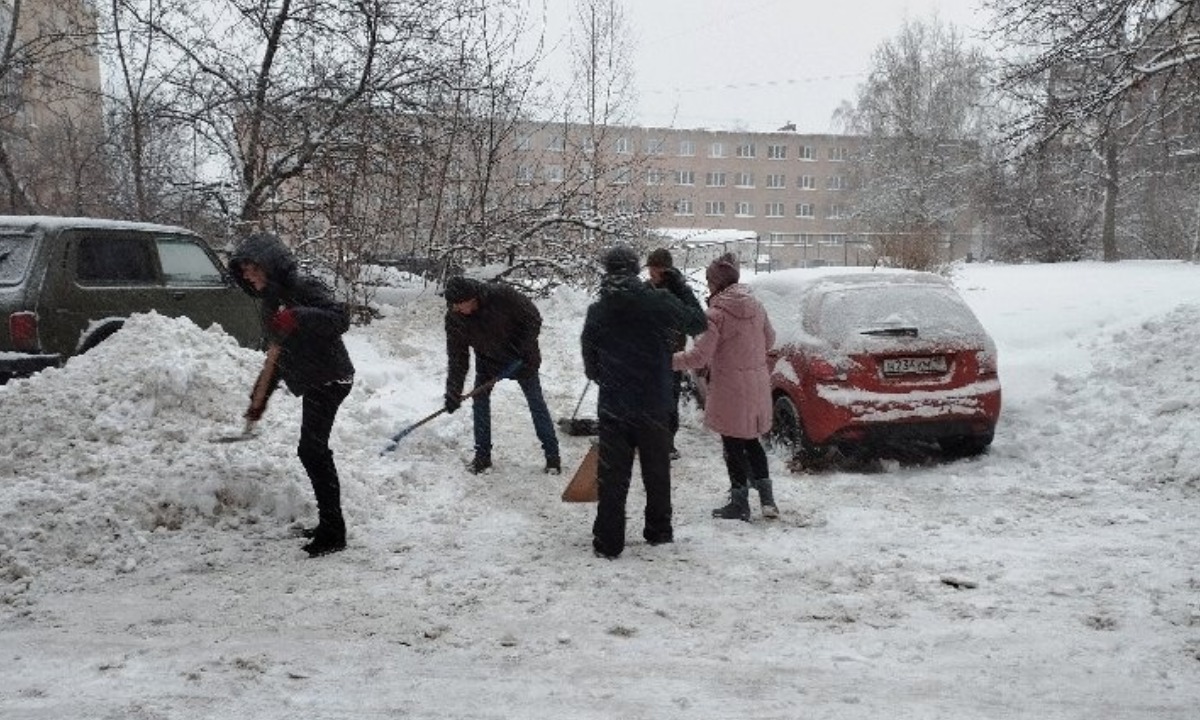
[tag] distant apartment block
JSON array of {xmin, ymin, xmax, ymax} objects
[
  {"xmin": 509, "ymin": 122, "xmax": 897, "ymax": 269},
  {"xmin": 0, "ymin": 0, "xmax": 103, "ymax": 210}
]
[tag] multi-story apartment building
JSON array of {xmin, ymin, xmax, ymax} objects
[
  {"xmin": 0, "ymin": 0, "xmax": 103, "ymax": 211},
  {"xmin": 508, "ymin": 122, "xmax": 890, "ymax": 270}
]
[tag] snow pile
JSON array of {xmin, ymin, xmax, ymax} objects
[{"xmin": 0, "ymin": 314, "xmax": 312, "ymax": 594}]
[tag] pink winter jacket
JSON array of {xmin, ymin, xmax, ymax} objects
[{"xmin": 673, "ymin": 283, "xmax": 775, "ymax": 439}]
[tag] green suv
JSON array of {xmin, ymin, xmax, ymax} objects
[{"xmin": 0, "ymin": 216, "xmax": 261, "ymax": 382}]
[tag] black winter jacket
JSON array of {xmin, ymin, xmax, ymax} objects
[
  {"xmin": 445, "ymin": 279, "xmax": 543, "ymax": 394},
  {"xmin": 581, "ymin": 274, "xmax": 706, "ymax": 418},
  {"xmin": 228, "ymin": 233, "xmax": 354, "ymax": 396}
]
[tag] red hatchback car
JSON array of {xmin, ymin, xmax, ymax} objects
[{"xmin": 750, "ymin": 268, "xmax": 1001, "ymax": 467}]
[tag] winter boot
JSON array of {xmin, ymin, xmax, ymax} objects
[
  {"xmin": 544, "ymin": 456, "xmax": 562, "ymax": 475},
  {"xmin": 468, "ymin": 454, "xmax": 492, "ymax": 474},
  {"xmin": 712, "ymin": 485, "xmax": 751, "ymax": 522},
  {"xmin": 752, "ymin": 476, "xmax": 780, "ymax": 519},
  {"xmin": 303, "ymin": 536, "xmax": 347, "ymax": 558}
]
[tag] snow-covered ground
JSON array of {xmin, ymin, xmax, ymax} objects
[{"xmin": 2, "ymin": 260, "xmax": 1199, "ymax": 719}]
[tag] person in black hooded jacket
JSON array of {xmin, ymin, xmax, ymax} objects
[
  {"xmin": 228, "ymin": 232, "xmax": 355, "ymax": 558},
  {"xmin": 581, "ymin": 245, "xmax": 707, "ymax": 559},
  {"xmin": 442, "ymin": 276, "xmax": 561, "ymax": 475}
]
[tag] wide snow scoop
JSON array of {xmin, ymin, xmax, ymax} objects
[
  {"xmin": 210, "ymin": 419, "xmax": 259, "ymax": 444},
  {"xmin": 561, "ymin": 442, "xmax": 599, "ymax": 503},
  {"xmin": 557, "ymin": 381, "xmax": 599, "ymax": 437},
  {"xmin": 381, "ymin": 360, "xmax": 521, "ymax": 455}
]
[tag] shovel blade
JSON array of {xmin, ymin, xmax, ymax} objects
[{"xmin": 210, "ymin": 420, "xmax": 258, "ymax": 444}]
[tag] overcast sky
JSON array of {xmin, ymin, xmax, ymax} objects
[{"xmin": 533, "ymin": 0, "xmax": 988, "ymax": 133}]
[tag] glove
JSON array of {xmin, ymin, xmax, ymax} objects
[
  {"xmin": 443, "ymin": 392, "xmax": 462, "ymax": 414},
  {"xmin": 268, "ymin": 307, "xmax": 298, "ymax": 336}
]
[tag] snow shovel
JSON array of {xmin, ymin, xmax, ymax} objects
[
  {"xmin": 561, "ymin": 442, "xmax": 599, "ymax": 503},
  {"xmin": 211, "ymin": 344, "xmax": 276, "ymax": 444},
  {"xmin": 557, "ymin": 381, "xmax": 599, "ymax": 437},
  {"xmin": 210, "ymin": 419, "xmax": 259, "ymax": 444},
  {"xmin": 381, "ymin": 360, "xmax": 522, "ymax": 455}
]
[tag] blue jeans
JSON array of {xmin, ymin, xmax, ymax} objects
[{"xmin": 472, "ymin": 372, "xmax": 560, "ymax": 460}]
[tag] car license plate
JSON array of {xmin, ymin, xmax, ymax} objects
[{"xmin": 882, "ymin": 356, "xmax": 947, "ymax": 375}]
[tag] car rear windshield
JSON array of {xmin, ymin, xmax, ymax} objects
[
  {"xmin": 815, "ymin": 285, "xmax": 984, "ymax": 343},
  {"xmin": 0, "ymin": 233, "xmax": 35, "ymax": 285}
]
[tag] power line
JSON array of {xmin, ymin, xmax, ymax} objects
[{"xmin": 641, "ymin": 72, "xmax": 867, "ymax": 96}]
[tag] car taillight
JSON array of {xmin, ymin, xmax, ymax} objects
[
  {"xmin": 9, "ymin": 311, "xmax": 38, "ymax": 351},
  {"xmin": 976, "ymin": 349, "xmax": 998, "ymax": 376},
  {"xmin": 807, "ymin": 356, "xmax": 845, "ymax": 382}
]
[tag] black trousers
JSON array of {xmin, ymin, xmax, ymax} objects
[
  {"xmin": 721, "ymin": 435, "xmax": 769, "ymax": 490},
  {"xmin": 593, "ymin": 412, "xmax": 674, "ymax": 555},
  {"xmin": 298, "ymin": 379, "xmax": 352, "ymax": 542}
]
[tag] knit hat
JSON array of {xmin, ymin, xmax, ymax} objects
[
  {"xmin": 601, "ymin": 245, "xmax": 640, "ymax": 276},
  {"xmin": 706, "ymin": 253, "xmax": 740, "ymax": 292},
  {"xmin": 443, "ymin": 276, "xmax": 482, "ymax": 304},
  {"xmin": 646, "ymin": 248, "xmax": 674, "ymax": 269}
]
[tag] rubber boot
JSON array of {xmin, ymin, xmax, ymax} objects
[
  {"xmin": 711, "ymin": 485, "xmax": 751, "ymax": 522},
  {"xmin": 753, "ymin": 476, "xmax": 779, "ymax": 519}
]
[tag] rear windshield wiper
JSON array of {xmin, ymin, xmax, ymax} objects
[{"xmin": 860, "ymin": 327, "xmax": 918, "ymax": 338}]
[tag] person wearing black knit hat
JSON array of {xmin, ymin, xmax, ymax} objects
[
  {"xmin": 645, "ymin": 247, "xmax": 689, "ymax": 460},
  {"xmin": 442, "ymin": 275, "xmax": 561, "ymax": 475},
  {"xmin": 581, "ymin": 244, "xmax": 707, "ymax": 559}
]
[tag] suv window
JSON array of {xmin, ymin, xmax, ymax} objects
[
  {"xmin": 156, "ymin": 237, "xmax": 226, "ymax": 286},
  {"xmin": 77, "ymin": 236, "xmax": 157, "ymax": 285},
  {"xmin": 0, "ymin": 234, "xmax": 35, "ymax": 285}
]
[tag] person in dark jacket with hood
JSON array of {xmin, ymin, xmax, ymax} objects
[
  {"xmin": 228, "ymin": 232, "xmax": 355, "ymax": 558},
  {"xmin": 442, "ymin": 276, "xmax": 561, "ymax": 475},
  {"xmin": 581, "ymin": 245, "xmax": 707, "ymax": 559}
]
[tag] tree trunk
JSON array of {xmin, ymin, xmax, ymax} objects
[{"xmin": 1101, "ymin": 139, "xmax": 1119, "ymax": 262}]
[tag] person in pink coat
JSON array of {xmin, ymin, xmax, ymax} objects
[{"xmin": 672, "ymin": 253, "xmax": 779, "ymax": 521}]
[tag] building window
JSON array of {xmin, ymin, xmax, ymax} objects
[
  {"xmin": 767, "ymin": 144, "xmax": 787, "ymax": 160},
  {"xmin": 612, "ymin": 167, "xmax": 632, "ymax": 185},
  {"xmin": 798, "ymin": 175, "xmax": 816, "ymax": 190},
  {"xmin": 735, "ymin": 201, "xmax": 753, "ymax": 216},
  {"xmin": 705, "ymin": 171, "xmax": 727, "ymax": 187},
  {"xmin": 547, "ymin": 134, "xmax": 565, "ymax": 152},
  {"xmin": 765, "ymin": 202, "xmax": 785, "ymax": 217},
  {"xmin": 766, "ymin": 174, "xmax": 786, "ymax": 189},
  {"xmin": 829, "ymin": 146, "xmax": 848, "ymax": 161},
  {"xmin": 820, "ymin": 233, "xmax": 846, "ymax": 246},
  {"xmin": 545, "ymin": 165, "xmax": 563, "ymax": 183},
  {"xmin": 734, "ymin": 172, "xmax": 754, "ymax": 188},
  {"xmin": 646, "ymin": 170, "xmax": 666, "ymax": 186},
  {"xmin": 679, "ymin": 139, "xmax": 695, "ymax": 156},
  {"xmin": 705, "ymin": 201, "xmax": 726, "ymax": 216},
  {"xmin": 515, "ymin": 134, "xmax": 532, "ymax": 151},
  {"xmin": 647, "ymin": 138, "xmax": 665, "ymax": 155},
  {"xmin": 826, "ymin": 175, "xmax": 847, "ymax": 190},
  {"xmin": 615, "ymin": 136, "xmax": 632, "ymax": 154},
  {"xmin": 795, "ymin": 203, "xmax": 814, "ymax": 218},
  {"xmin": 515, "ymin": 165, "xmax": 534, "ymax": 185},
  {"xmin": 675, "ymin": 198, "xmax": 694, "ymax": 215},
  {"xmin": 616, "ymin": 198, "xmax": 633, "ymax": 214},
  {"xmin": 710, "ymin": 142, "xmax": 726, "ymax": 158},
  {"xmin": 736, "ymin": 143, "xmax": 756, "ymax": 158},
  {"xmin": 827, "ymin": 204, "xmax": 848, "ymax": 218},
  {"xmin": 675, "ymin": 170, "xmax": 695, "ymax": 186},
  {"xmin": 800, "ymin": 145, "xmax": 816, "ymax": 161}
]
